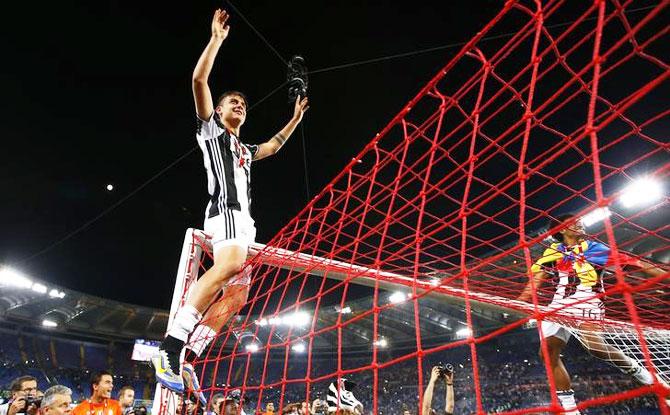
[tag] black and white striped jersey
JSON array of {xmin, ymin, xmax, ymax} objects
[{"xmin": 196, "ymin": 115, "xmax": 258, "ymax": 219}]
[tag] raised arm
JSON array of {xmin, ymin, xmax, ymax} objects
[
  {"xmin": 253, "ymin": 96, "xmax": 309, "ymax": 161},
  {"xmin": 193, "ymin": 9, "xmax": 230, "ymax": 121},
  {"xmin": 422, "ymin": 367, "xmax": 440, "ymax": 415},
  {"xmin": 444, "ymin": 371, "xmax": 454, "ymax": 415}
]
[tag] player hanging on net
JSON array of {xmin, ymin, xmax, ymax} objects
[
  {"xmin": 151, "ymin": 8, "xmax": 309, "ymax": 399},
  {"xmin": 518, "ymin": 213, "xmax": 668, "ymax": 414}
]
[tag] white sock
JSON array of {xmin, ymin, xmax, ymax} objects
[
  {"xmin": 187, "ymin": 325, "xmax": 217, "ymax": 357},
  {"xmin": 557, "ymin": 390, "xmax": 580, "ymax": 414},
  {"xmin": 167, "ymin": 305, "xmax": 202, "ymax": 343}
]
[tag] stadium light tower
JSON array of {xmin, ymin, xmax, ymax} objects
[{"xmin": 619, "ymin": 177, "xmax": 663, "ymax": 208}]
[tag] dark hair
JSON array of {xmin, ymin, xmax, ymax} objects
[
  {"xmin": 117, "ymin": 385, "xmax": 134, "ymax": 399},
  {"xmin": 548, "ymin": 213, "xmax": 577, "ymax": 243},
  {"xmin": 90, "ymin": 371, "xmax": 113, "ymax": 395},
  {"xmin": 10, "ymin": 376, "xmax": 37, "ymax": 393},
  {"xmin": 216, "ymin": 91, "xmax": 249, "ymax": 108}
]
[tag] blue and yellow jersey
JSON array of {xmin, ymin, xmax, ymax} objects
[{"xmin": 530, "ymin": 239, "xmax": 645, "ymax": 299}]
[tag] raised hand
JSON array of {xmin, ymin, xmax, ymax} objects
[
  {"xmin": 211, "ymin": 9, "xmax": 230, "ymax": 40},
  {"xmin": 430, "ymin": 366, "xmax": 441, "ymax": 383},
  {"xmin": 292, "ymin": 95, "xmax": 309, "ymax": 123}
]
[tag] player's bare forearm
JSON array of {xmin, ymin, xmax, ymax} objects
[
  {"xmin": 193, "ymin": 10, "xmax": 230, "ymax": 120},
  {"xmin": 518, "ymin": 271, "xmax": 546, "ymax": 303},
  {"xmin": 254, "ymin": 97, "xmax": 309, "ymax": 161},
  {"xmin": 193, "ymin": 36, "xmax": 224, "ymax": 83},
  {"xmin": 637, "ymin": 259, "xmax": 668, "ymax": 279}
]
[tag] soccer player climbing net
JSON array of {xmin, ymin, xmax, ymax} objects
[{"xmin": 156, "ymin": 0, "xmax": 669, "ymax": 413}]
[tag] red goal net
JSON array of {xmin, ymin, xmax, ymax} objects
[{"xmin": 155, "ymin": 1, "xmax": 669, "ymax": 414}]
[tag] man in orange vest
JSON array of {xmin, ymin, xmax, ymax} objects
[{"xmin": 72, "ymin": 372, "xmax": 122, "ymax": 415}]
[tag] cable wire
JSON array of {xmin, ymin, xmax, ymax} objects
[{"xmin": 224, "ymin": 0, "xmax": 287, "ymax": 66}]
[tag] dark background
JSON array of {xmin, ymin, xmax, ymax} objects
[{"xmin": 9, "ymin": 0, "xmax": 654, "ymax": 309}]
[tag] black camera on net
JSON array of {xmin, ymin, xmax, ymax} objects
[{"xmin": 436, "ymin": 363, "xmax": 454, "ymax": 378}]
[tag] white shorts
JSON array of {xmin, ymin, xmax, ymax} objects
[
  {"xmin": 540, "ymin": 288, "xmax": 604, "ymax": 343},
  {"xmin": 204, "ymin": 209, "xmax": 256, "ymax": 285}
]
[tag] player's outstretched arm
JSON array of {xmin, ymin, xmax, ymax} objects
[
  {"xmin": 518, "ymin": 270, "xmax": 547, "ymax": 303},
  {"xmin": 193, "ymin": 9, "xmax": 230, "ymax": 121},
  {"xmin": 253, "ymin": 96, "xmax": 309, "ymax": 161}
]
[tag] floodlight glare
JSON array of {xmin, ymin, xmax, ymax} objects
[
  {"xmin": 620, "ymin": 177, "xmax": 663, "ymax": 208},
  {"xmin": 389, "ymin": 291, "xmax": 408, "ymax": 304},
  {"xmin": 42, "ymin": 319, "xmax": 58, "ymax": 328},
  {"xmin": 291, "ymin": 343, "xmax": 306, "ymax": 353},
  {"xmin": 581, "ymin": 207, "xmax": 612, "ymax": 227},
  {"xmin": 373, "ymin": 338, "xmax": 388, "ymax": 348},
  {"xmin": 455, "ymin": 327, "xmax": 472, "ymax": 338},
  {"xmin": 245, "ymin": 343, "xmax": 259, "ymax": 353},
  {"xmin": 0, "ymin": 267, "xmax": 33, "ymax": 289},
  {"xmin": 31, "ymin": 283, "xmax": 48, "ymax": 294}
]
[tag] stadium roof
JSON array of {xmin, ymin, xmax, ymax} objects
[{"xmin": 0, "ymin": 281, "xmax": 169, "ymax": 342}]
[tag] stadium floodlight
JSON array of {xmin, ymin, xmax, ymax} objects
[
  {"xmin": 291, "ymin": 343, "xmax": 306, "ymax": 353},
  {"xmin": 619, "ymin": 177, "xmax": 663, "ymax": 208},
  {"xmin": 455, "ymin": 327, "xmax": 472, "ymax": 338},
  {"xmin": 31, "ymin": 283, "xmax": 48, "ymax": 294},
  {"xmin": 389, "ymin": 291, "xmax": 409, "ymax": 304},
  {"xmin": 288, "ymin": 311, "xmax": 311, "ymax": 327},
  {"xmin": 0, "ymin": 266, "xmax": 33, "ymax": 289},
  {"xmin": 48, "ymin": 289, "xmax": 65, "ymax": 299},
  {"xmin": 255, "ymin": 318, "xmax": 268, "ymax": 326},
  {"xmin": 337, "ymin": 306, "xmax": 352, "ymax": 314},
  {"xmin": 581, "ymin": 207, "xmax": 612, "ymax": 227},
  {"xmin": 42, "ymin": 319, "xmax": 58, "ymax": 328},
  {"xmin": 245, "ymin": 343, "xmax": 259, "ymax": 353},
  {"xmin": 373, "ymin": 338, "xmax": 388, "ymax": 348}
]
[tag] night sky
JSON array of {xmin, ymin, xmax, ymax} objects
[{"xmin": 2, "ymin": 1, "xmax": 505, "ymax": 308}]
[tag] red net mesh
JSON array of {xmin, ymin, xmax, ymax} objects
[{"xmin": 163, "ymin": 1, "xmax": 670, "ymax": 414}]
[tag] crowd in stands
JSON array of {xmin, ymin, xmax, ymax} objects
[{"xmin": 1, "ymin": 328, "xmax": 664, "ymax": 414}]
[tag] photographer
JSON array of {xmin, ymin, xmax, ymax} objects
[
  {"xmin": 421, "ymin": 366, "xmax": 454, "ymax": 415},
  {"xmin": 0, "ymin": 376, "xmax": 39, "ymax": 415}
]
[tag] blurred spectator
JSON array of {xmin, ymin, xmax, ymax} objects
[
  {"xmin": 207, "ymin": 394, "xmax": 224, "ymax": 415},
  {"xmin": 72, "ymin": 372, "xmax": 121, "ymax": 415},
  {"xmin": 221, "ymin": 395, "xmax": 243, "ymax": 415},
  {"xmin": 0, "ymin": 376, "xmax": 39, "ymax": 415},
  {"xmin": 41, "ymin": 386, "xmax": 72, "ymax": 415},
  {"xmin": 309, "ymin": 399, "xmax": 327, "ymax": 415},
  {"xmin": 117, "ymin": 387, "xmax": 134, "ymax": 415},
  {"xmin": 262, "ymin": 403, "xmax": 274, "ymax": 415}
]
